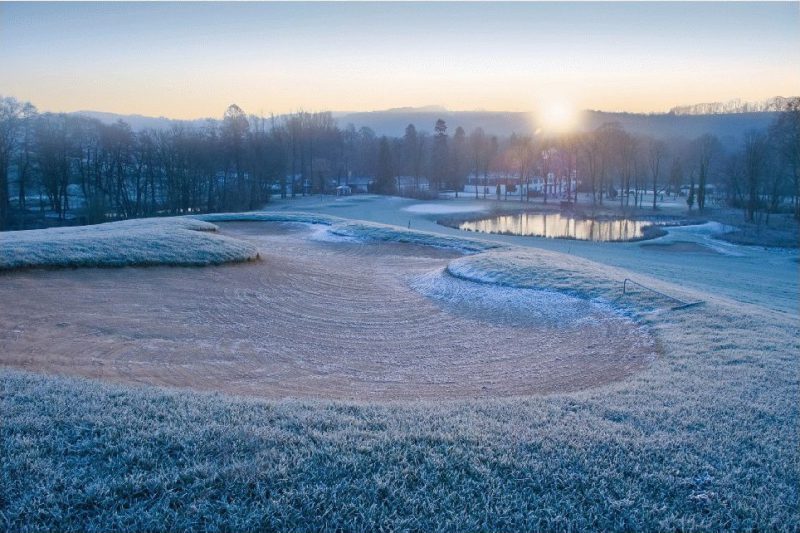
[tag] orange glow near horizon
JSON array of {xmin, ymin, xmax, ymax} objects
[{"xmin": 1, "ymin": 3, "xmax": 798, "ymax": 119}]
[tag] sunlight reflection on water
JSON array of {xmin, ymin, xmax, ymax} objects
[{"xmin": 459, "ymin": 213, "xmax": 659, "ymax": 242}]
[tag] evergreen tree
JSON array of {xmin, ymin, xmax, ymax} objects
[{"xmin": 431, "ymin": 119, "xmax": 448, "ymax": 192}]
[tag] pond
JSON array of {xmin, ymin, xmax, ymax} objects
[{"xmin": 458, "ymin": 213, "xmax": 663, "ymax": 242}]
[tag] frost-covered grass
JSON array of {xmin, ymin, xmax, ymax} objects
[
  {"xmin": 196, "ymin": 211, "xmax": 341, "ymax": 227},
  {"xmin": 0, "ymin": 211, "xmax": 495, "ymax": 272},
  {"xmin": 446, "ymin": 248, "xmax": 706, "ymax": 315},
  {"xmin": 328, "ymin": 220, "xmax": 501, "ymax": 253},
  {"xmin": 2, "ymin": 289, "xmax": 797, "ymax": 531},
  {"xmin": 1, "ymin": 211, "xmax": 799, "ymax": 531},
  {"xmin": 195, "ymin": 211, "xmax": 502, "ymax": 253},
  {"xmin": 0, "ymin": 218, "xmax": 258, "ymax": 270}
]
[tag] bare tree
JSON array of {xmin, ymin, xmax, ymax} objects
[
  {"xmin": 668, "ymin": 156, "xmax": 683, "ymax": 199},
  {"xmin": 451, "ymin": 126, "xmax": 468, "ymax": 198},
  {"xmin": 596, "ymin": 122, "xmax": 625, "ymax": 204},
  {"xmin": 403, "ymin": 124, "xmax": 419, "ymax": 194},
  {"xmin": 0, "ymin": 97, "xmax": 23, "ymax": 228},
  {"xmin": 742, "ymin": 130, "xmax": 768, "ymax": 223},
  {"xmin": 769, "ymin": 98, "xmax": 800, "ymax": 219},
  {"xmin": 646, "ymin": 138, "xmax": 667, "ymax": 209},
  {"xmin": 617, "ymin": 130, "xmax": 638, "ymax": 209},
  {"xmin": 510, "ymin": 134, "xmax": 534, "ymax": 202},
  {"xmin": 580, "ymin": 130, "xmax": 603, "ymax": 205},
  {"xmin": 694, "ymin": 133, "xmax": 721, "ymax": 211},
  {"xmin": 15, "ymin": 103, "xmax": 38, "ymax": 212},
  {"xmin": 35, "ymin": 114, "xmax": 71, "ymax": 219},
  {"xmin": 375, "ymin": 136, "xmax": 395, "ymax": 194},
  {"xmin": 539, "ymin": 143, "xmax": 556, "ymax": 204},
  {"xmin": 221, "ymin": 104, "xmax": 249, "ymax": 207},
  {"xmin": 468, "ymin": 127, "xmax": 487, "ymax": 199},
  {"xmin": 559, "ymin": 134, "xmax": 579, "ymax": 204},
  {"xmin": 486, "ymin": 136, "xmax": 498, "ymax": 199}
]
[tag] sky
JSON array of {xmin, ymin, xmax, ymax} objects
[{"xmin": 1, "ymin": 2, "xmax": 799, "ymax": 119}]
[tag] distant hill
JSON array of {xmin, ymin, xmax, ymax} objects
[
  {"xmin": 72, "ymin": 103, "xmax": 787, "ymax": 149},
  {"xmin": 335, "ymin": 108, "xmax": 779, "ymax": 147},
  {"xmin": 73, "ymin": 110, "xmax": 212, "ymax": 131},
  {"xmin": 579, "ymin": 110, "xmax": 777, "ymax": 146},
  {"xmin": 669, "ymin": 96, "xmax": 797, "ymax": 115},
  {"xmin": 334, "ymin": 109, "xmax": 532, "ymax": 137}
]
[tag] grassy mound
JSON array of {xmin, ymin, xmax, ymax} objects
[
  {"xmin": 0, "ymin": 218, "xmax": 258, "ymax": 270},
  {"xmin": 446, "ymin": 248, "xmax": 707, "ymax": 315},
  {"xmin": 195, "ymin": 211, "xmax": 502, "ymax": 253}
]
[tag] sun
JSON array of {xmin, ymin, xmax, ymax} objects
[{"xmin": 537, "ymin": 99, "xmax": 578, "ymax": 133}]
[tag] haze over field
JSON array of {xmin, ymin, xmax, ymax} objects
[{"xmin": 71, "ymin": 104, "xmax": 786, "ymax": 145}]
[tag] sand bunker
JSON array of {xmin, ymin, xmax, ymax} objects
[{"xmin": 0, "ymin": 221, "xmax": 656, "ymax": 400}]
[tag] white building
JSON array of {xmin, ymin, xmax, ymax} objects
[{"xmin": 464, "ymin": 172, "xmax": 577, "ymax": 198}]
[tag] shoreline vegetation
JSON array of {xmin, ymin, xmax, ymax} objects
[{"xmin": 435, "ymin": 201, "xmax": 798, "ymax": 248}]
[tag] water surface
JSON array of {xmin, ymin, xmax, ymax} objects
[{"xmin": 459, "ymin": 213, "xmax": 660, "ymax": 242}]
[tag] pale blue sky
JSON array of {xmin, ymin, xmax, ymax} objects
[{"xmin": 1, "ymin": 2, "xmax": 798, "ymax": 118}]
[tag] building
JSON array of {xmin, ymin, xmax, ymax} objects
[
  {"xmin": 340, "ymin": 176, "xmax": 373, "ymax": 194},
  {"xmin": 395, "ymin": 176, "xmax": 430, "ymax": 196},
  {"xmin": 464, "ymin": 172, "xmax": 578, "ymax": 198}
]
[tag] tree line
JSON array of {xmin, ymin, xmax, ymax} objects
[{"xmin": 0, "ymin": 96, "xmax": 797, "ymax": 230}]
